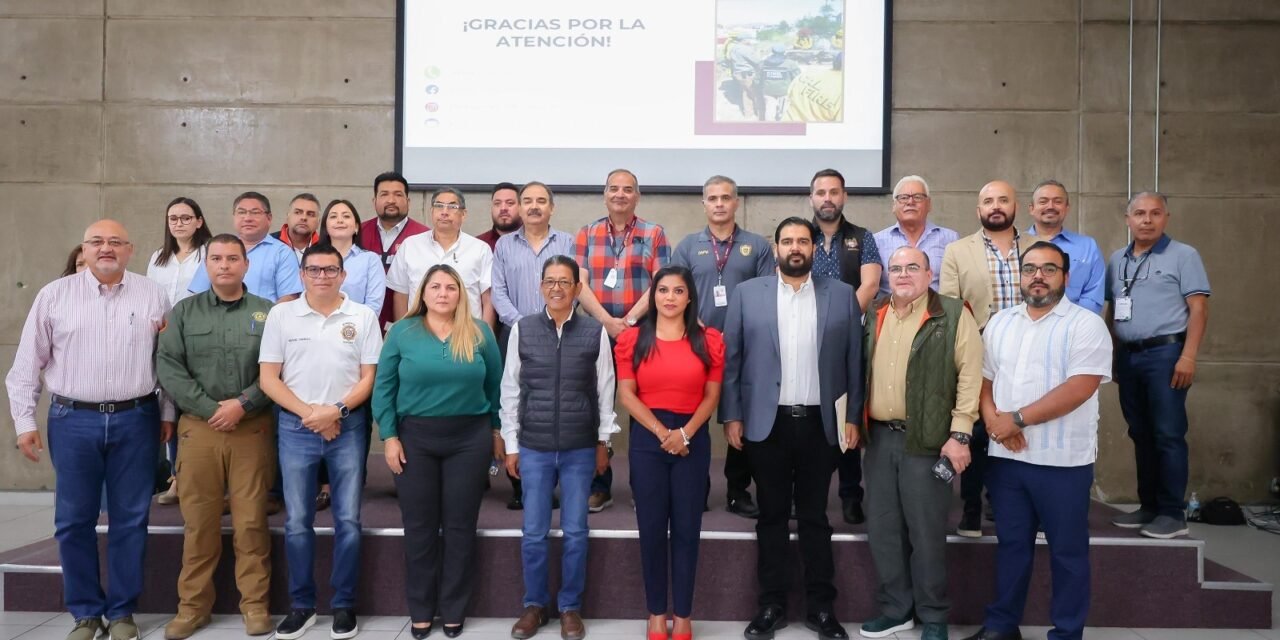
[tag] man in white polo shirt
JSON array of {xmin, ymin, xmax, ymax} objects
[
  {"xmin": 386, "ymin": 188, "xmax": 495, "ymax": 326},
  {"xmin": 963, "ymin": 241, "xmax": 1112, "ymax": 640},
  {"xmin": 258, "ymin": 245, "xmax": 382, "ymax": 640}
]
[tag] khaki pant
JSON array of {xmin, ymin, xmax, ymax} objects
[{"xmin": 174, "ymin": 411, "xmax": 274, "ymax": 616}]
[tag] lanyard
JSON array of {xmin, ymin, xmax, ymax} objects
[
  {"xmin": 709, "ymin": 228, "xmax": 736, "ymax": 282},
  {"xmin": 1121, "ymin": 251, "xmax": 1150, "ymax": 296},
  {"xmin": 605, "ymin": 218, "xmax": 636, "ymax": 262}
]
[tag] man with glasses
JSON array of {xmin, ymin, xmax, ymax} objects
[
  {"xmin": 940, "ymin": 180, "xmax": 1023, "ymax": 538},
  {"xmin": 857, "ymin": 247, "xmax": 981, "ymax": 640},
  {"xmin": 964, "ymin": 241, "xmax": 1112, "ymax": 640},
  {"xmin": 387, "ymin": 188, "xmax": 495, "ymax": 325},
  {"xmin": 272, "ymin": 193, "xmax": 322, "ymax": 263},
  {"xmin": 502, "ymin": 255, "xmax": 618, "ymax": 640},
  {"xmin": 1025, "ymin": 180, "xmax": 1105, "ymax": 314},
  {"xmin": 155, "ymin": 234, "xmax": 276, "ymax": 639},
  {"xmin": 1105, "ymin": 192, "xmax": 1210, "ymax": 540},
  {"xmin": 259, "ymin": 245, "xmax": 383, "ymax": 640},
  {"xmin": 873, "ymin": 176, "xmax": 959, "ymax": 295},
  {"xmin": 7, "ymin": 220, "xmax": 175, "ymax": 640},
  {"xmin": 189, "ymin": 192, "xmax": 303, "ymax": 303}
]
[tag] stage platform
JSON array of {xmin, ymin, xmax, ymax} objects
[{"xmin": 0, "ymin": 456, "xmax": 1271, "ymax": 629}]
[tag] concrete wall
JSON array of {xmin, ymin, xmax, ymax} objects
[{"xmin": 2, "ymin": 1, "xmax": 1277, "ymax": 501}]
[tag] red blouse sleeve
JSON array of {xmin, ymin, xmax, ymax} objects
[
  {"xmin": 705, "ymin": 327, "xmax": 726, "ymax": 383},
  {"xmin": 614, "ymin": 326, "xmax": 638, "ymax": 380}
]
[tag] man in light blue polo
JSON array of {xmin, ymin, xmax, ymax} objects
[
  {"xmin": 1025, "ymin": 180, "xmax": 1104, "ymax": 314},
  {"xmin": 189, "ymin": 192, "xmax": 303, "ymax": 303},
  {"xmin": 873, "ymin": 175, "xmax": 959, "ymax": 294},
  {"xmin": 1105, "ymin": 191, "xmax": 1210, "ymax": 540}
]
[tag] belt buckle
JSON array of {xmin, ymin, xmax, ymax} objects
[
  {"xmin": 100, "ymin": 403, "xmax": 115, "ymax": 413},
  {"xmin": 789, "ymin": 405, "xmax": 804, "ymax": 418}
]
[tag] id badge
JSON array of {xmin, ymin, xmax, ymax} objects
[
  {"xmin": 1114, "ymin": 296, "xmax": 1133, "ymax": 322},
  {"xmin": 713, "ymin": 284, "xmax": 729, "ymax": 307},
  {"xmin": 384, "ymin": 254, "xmax": 395, "ymax": 266},
  {"xmin": 603, "ymin": 268, "xmax": 619, "ymax": 289}
]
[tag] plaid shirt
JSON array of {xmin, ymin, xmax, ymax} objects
[
  {"xmin": 574, "ymin": 215, "xmax": 670, "ymax": 317},
  {"xmin": 982, "ymin": 230, "xmax": 1023, "ymax": 312}
]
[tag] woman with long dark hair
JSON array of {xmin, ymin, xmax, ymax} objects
[
  {"xmin": 373, "ymin": 264, "xmax": 504, "ymax": 638},
  {"xmin": 615, "ymin": 265, "xmax": 724, "ymax": 640},
  {"xmin": 147, "ymin": 196, "xmax": 213, "ymax": 306},
  {"xmin": 61, "ymin": 245, "xmax": 86, "ymax": 277},
  {"xmin": 317, "ymin": 199, "xmax": 386, "ymax": 315}
]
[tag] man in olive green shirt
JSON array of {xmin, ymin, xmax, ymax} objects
[
  {"xmin": 155, "ymin": 234, "xmax": 276, "ymax": 639},
  {"xmin": 858, "ymin": 246, "xmax": 982, "ymax": 640}
]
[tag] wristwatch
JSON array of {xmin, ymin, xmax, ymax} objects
[
  {"xmin": 1012, "ymin": 410, "xmax": 1027, "ymax": 429},
  {"xmin": 949, "ymin": 431, "xmax": 971, "ymax": 445},
  {"xmin": 237, "ymin": 394, "xmax": 252, "ymax": 411},
  {"xmin": 335, "ymin": 402, "xmax": 350, "ymax": 419}
]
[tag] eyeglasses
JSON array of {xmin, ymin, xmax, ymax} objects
[
  {"xmin": 82, "ymin": 238, "xmax": 131, "ymax": 249},
  {"xmin": 893, "ymin": 194, "xmax": 929, "ymax": 204},
  {"xmin": 167, "ymin": 215, "xmax": 196, "ymax": 225},
  {"xmin": 541, "ymin": 279, "xmax": 575, "ymax": 290},
  {"xmin": 1020, "ymin": 263, "xmax": 1063, "ymax": 276},
  {"xmin": 887, "ymin": 264, "xmax": 925, "ymax": 275},
  {"xmin": 431, "ymin": 202, "xmax": 463, "ymax": 211},
  {"xmin": 302, "ymin": 266, "xmax": 342, "ymax": 278},
  {"xmin": 233, "ymin": 209, "xmax": 268, "ymax": 217}
]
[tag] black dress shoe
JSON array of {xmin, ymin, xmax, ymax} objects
[
  {"xmin": 409, "ymin": 623, "xmax": 433, "ymax": 639},
  {"xmin": 840, "ymin": 500, "xmax": 865, "ymax": 525},
  {"xmin": 961, "ymin": 627, "xmax": 1022, "ymax": 640},
  {"xmin": 804, "ymin": 612, "xmax": 848, "ymax": 640},
  {"xmin": 443, "ymin": 622, "xmax": 464, "ymax": 638},
  {"xmin": 727, "ymin": 494, "xmax": 761, "ymax": 519},
  {"xmin": 744, "ymin": 605, "xmax": 787, "ymax": 640},
  {"xmin": 507, "ymin": 495, "xmax": 523, "ymax": 510}
]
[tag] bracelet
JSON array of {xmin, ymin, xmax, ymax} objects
[
  {"xmin": 679, "ymin": 428, "xmax": 691, "ymax": 445},
  {"xmin": 1178, "ymin": 356, "xmax": 1195, "ymax": 362}
]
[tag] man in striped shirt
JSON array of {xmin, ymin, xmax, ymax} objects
[
  {"xmin": 965, "ymin": 241, "xmax": 1112, "ymax": 640},
  {"xmin": 7, "ymin": 220, "xmax": 174, "ymax": 640}
]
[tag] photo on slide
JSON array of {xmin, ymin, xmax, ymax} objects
[{"xmin": 714, "ymin": 0, "xmax": 845, "ymax": 123}]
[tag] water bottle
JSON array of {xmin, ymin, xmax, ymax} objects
[{"xmin": 1187, "ymin": 492, "xmax": 1201, "ymax": 521}]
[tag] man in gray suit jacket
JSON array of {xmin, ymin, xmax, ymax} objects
[{"xmin": 721, "ymin": 217, "xmax": 864, "ymax": 640}]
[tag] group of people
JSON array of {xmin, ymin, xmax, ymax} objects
[{"xmin": 6, "ymin": 167, "xmax": 1209, "ymax": 640}]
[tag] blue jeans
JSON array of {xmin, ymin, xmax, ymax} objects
[
  {"xmin": 519, "ymin": 446, "xmax": 595, "ymax": 612},
  {"xmin": 984, "ymin": 459, "xmax": 1093, "ymax": 640},
  {"xmin": 277, "ymin": 409, "xmax": 368, "ymax": 610},
  {"xmin": 47, "ymin": 399, "xmax": 160, "ymax": 621},
  {"xmin": 1115, "ymin": 342, "xmax": 1189, "ymax": 518}
]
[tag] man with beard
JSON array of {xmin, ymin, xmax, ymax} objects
[
  {"xmin": 360, "ymin": 171, "xmax": 429, "ymax": 331},
  {"xmin": 272, "ymin": 194, "xmax": 321, "ymax": 263},
  {"xmin": 809, "ymin": 168, "xmax": 880, "ymax": 525},
  {"xmin": 941, "ymin": 179, "xmax": 1023, "ymax": 538},
  {"xmin": 963, "ymin": 241, "xmax": 1112, "ymax": 640},
  {"xmin": 1024, "ymin": 180, "xmax": 1105, "ymax": 314},
  {"xmin": 721, "ymin": 217, "xmax": 862, "ymax": 640},
  {"xmin": 477, "ymin": 182, "xmax": 523, "ymax": 250}
]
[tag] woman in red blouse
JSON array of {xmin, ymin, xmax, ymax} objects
[{"xmin": 615, "ymin": 266, "xmax": 725, "ymax": 640}]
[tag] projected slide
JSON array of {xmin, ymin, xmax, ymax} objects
[{"xmin": 398, "ymin": 0, "xmax": 888, "ymax": 191}]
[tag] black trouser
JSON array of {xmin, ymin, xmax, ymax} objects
[
  {"xmin": 960, "ymin": 418, "xmax": 991, "ymax": 515},
  {"xmin": 744, "ymin": 407, "xmax": 840, "ymax": 615},
  {"xmin": 393, "ymin": 414, "xmax": 492, "ymax": 624},
  {"xmin": 836, "ymin": 447, "xmax": 864, "ymax": 503},
  {"xmin": 724, "ymin": 442, "xmax": 752, "ymax": 499}
]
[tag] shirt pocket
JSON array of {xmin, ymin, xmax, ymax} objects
[{"xmin": 184, "ymin": 321, "xmax": 216, "ymax": 354}]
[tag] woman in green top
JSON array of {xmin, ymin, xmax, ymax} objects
[{"xmin": 373, "ymin": 264, "xmax": 503, "ymax": 638}]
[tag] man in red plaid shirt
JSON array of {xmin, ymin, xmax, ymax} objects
[{"xmin": 574, "ymin": 168, "xmax": 671, "ymax": 511}]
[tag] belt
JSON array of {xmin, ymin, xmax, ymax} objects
[
  {"xmin": 777, "ymin": 405, "xmax": 821, "ymax": 418},
  {"xmin": 870, "ymin": 419, "xmax": 907, "ymax": 432},
  {"xmin": 52, "ymin": 393, "xmax": 156, "ymax": 414},
  {"xmin": 1122, "ymin": 332, "xmax": 1186, "ymax": 352}
]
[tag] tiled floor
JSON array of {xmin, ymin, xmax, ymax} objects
[{"xmin": 1, "ymin": 495, "xmax": 1276, "ymax": 639}]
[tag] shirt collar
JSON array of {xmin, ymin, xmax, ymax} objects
[
  {"xmin": 295, "ymin": 292, "xmax": 354, "ymax": 317},
  {"xmin": 544, "ymin": 305, "xmax": 577, "ymax": 325},
  {"xmin": 698, "ymin": 224, "xmax": 738, "ymax": 242},
  {"xmin": 83, "ymin": 268, "xmax": 128, "ymax": 295},
  {"xmin": 1125, "ymin": 233, "xmax": 1172, "ymax": 257},
  {"xmin": 207, "ymin": 285, "xmax": 249, "ymax": 308},
  {"xmin": 777, "ymin": 273, "xmax": 814, "ymax": 293},
  {"xmin": 517, "ymin": 225, "xmax": 562, "ymax": 243},
  {"xmin": 382, "ymin": 217, "xmax": 409, "ymax": 236},
  {"xmin": 890, "ymin": 221, "xmax": 939, "ymax": 238},
  {"xmin": 1026, "ymin": 225, "xmax": 1076, "ymax": 243},
  {"xmin": 1015, "ymin": 297, "xmax": 1074, "ymax": 320}
]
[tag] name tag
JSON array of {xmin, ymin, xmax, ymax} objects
[
  {"xmin": 713, "ymin": 284, "xmax": 728, "ymax": 307},
  {"xmin": 603, "ymin": 268, "xmax": 619, "ymax": 289},
  {"xmin": 384, "ymin": 254, "xmax": 395, "ymax": 266},
  {"xmin": 1114, "ymin": 296, "xmax": 1133, "ymax": 322}
]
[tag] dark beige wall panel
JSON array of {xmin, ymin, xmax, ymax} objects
[
  {"xmin": 1157, "ymin": 25, "xmax": 1280, "ymax": 113},
  {"xmin": 1079, "ymin": 113, "xmax": 1156, "ymax": 195},
  {"xmin": 0, "ymin": 1, "xmax": 103, "ymax": 17},
  {"xmin": 1156, "ymin": 113, "xmax": 1280, "ymax": 195},
  {"xmin": 106, "ymin": 19, "xmax": 394, "ymax": 104},
  {"xmin": 107, "ymin": 0, "xmax": 394, "ymax": 19},
  {"xmin": 0, "ymin": 184, "xmax": 102, "ymax": 343},
  {"xmin": 103, "ymin": 106, "xmax": 393, "ymax": 185},
  {"xmin": 0, "ymin": 106, "xmax": 102, "ymax": 182},
  {"xmin": 1080, "ymin": 23, "xmax": 1156, "ymax": 113},
  {"xmin": 894, "ymin": 23, "xmax": 1078, "ymax": 110},
  {"xmin": 892, "ymin": 111, "xmax": 1078, "ymax": 193},
  {"xmin": 0, "ymin": 18, "xmax": 103, "ymax": 102},
  {"xmin": 896, "ymin": 0, "xmax": 1079, "ymax": 23}
]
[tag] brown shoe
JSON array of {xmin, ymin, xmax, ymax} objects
[
  {"xmin": 163, "ymin": 613, "xmax": 211, "ymax": 640},
  {"xmin": 266, "ymin": 496, "xmax": 284, "ymax": 516},
  {"xmin": 587, "ymin": 492, "xmax": 612, "ymax": 513},
  {"xmin": 512, "ymin": 606, "xmax": 549, "ymax": 639},
  {"xmin": 559, "ymin": 611, "xmax": 585, "ymax": 640},
  {"xmin": 243, "ymin": 610, "xmax": 274, "ymax": 636}
]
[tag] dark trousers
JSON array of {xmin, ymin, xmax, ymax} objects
[
  {"xmin": 744, "ymin": 409, "xmax": 840, "ymax": 615},
  {"xmin": 836, "ymin": 448, "xmax": 864, "ymax": 503},
  {"xmin": 864, "ymin": 429, "xmax": 951, "ymax": 624},
  {"xmin": 630, "ymin": 412, "xmax": 711, "ymax": 618},
  {"xmin": 724, "ymin": 444, "xmax": 752, "ymax": 499},
  {"xmin": 393, "ymin": 415, "xmax": 492, "ymax": 624},
  {"xmin": 1115, "ymin": 342, "xmax": 1189, "ymax": 518},
  {"xmin": 984, "ymin": 458, "xmax": 1093, "ymax": 640},
  {"xmin": 960, "ymin": 418, "xmax": 991, "ymax": 514}
]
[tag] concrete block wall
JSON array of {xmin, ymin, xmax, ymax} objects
[{"xmin": 1, "ymin": 1, "xmax": 1276, "ymax": 501}]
